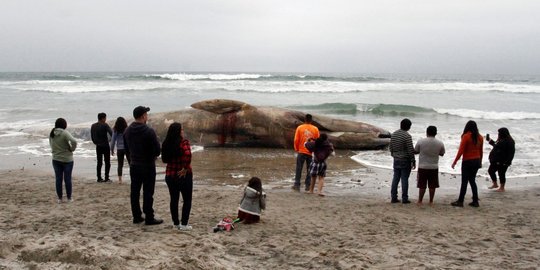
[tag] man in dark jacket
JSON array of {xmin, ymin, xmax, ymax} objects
[
  {"xmin": 124, "ymin": 106, "xmax": 163, "ymax": 225},
  {"xmin": 91, "ymin": 112, "xmax": 112, "ymax": 182}
]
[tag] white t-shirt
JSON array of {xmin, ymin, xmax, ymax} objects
[{"xmin": 414, "ymin": 137, "xmax": 445, "ymax": 169}]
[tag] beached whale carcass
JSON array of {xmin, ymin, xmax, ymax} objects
[{"xmin": 147, "ymin": 99, "xmax": 390, "ymax": 150}]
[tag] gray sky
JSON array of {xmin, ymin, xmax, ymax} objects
[{"xmin": 1, "ymin": 0, "xmax": 539, "ymax": 74}]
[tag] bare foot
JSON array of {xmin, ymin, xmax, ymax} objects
[
  {"xmin": 488, "ymin": 185, "xmax": 499, "ymax": 189},
  {"xmin": 317, "ymin": 193, "xmax": 325, "ymax": 197},
  {"xmin": 416, "ymin": 201, "xmax": 423, "ymax": 206},
  {"xmin": 429, "ymin": 202, "xmax": 434, "ymax": 207},
  {"xmin": 496, "ymin": 188, "xmax": 505, "ymax": 192},
  {"xmin": 305, "ymin": 191, "xmax": 313, "ymax": 194}
]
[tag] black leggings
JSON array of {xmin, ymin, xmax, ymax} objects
[
  {"xmin": 165, "ymin": 173, "xmax": 193, "ymax": 226},
  {"xmin": 488, "ymin": 163, "xmax": 509, "ymax": 185},
  {"xmin": 458, "ymin": 159, "xmax": 481, "ymax": 203},
  {"xmin": 116, "ymin": 149, "xmax": 131, "ymax": 176}
]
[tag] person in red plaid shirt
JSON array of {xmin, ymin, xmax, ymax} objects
[{"xmin": 161, "ymin": 123, "xmax": 193, "ymax": 231}]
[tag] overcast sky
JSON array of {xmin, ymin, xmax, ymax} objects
[{"xmin": 1, "ymin": 0, "xmax": 539, "ymax": 74}]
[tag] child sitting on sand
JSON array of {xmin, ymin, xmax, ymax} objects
[{"xmin": 237, "ymin": 177, "xmax": 266, "ymax": 224}]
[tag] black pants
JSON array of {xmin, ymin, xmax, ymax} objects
[
  {"xmin": 130, "ymin": 165, "xmax": 156, "ymax": 221},
  {"xmin": 165, "ymin": 173, "xmax": 193, "ymax": 226},
  {"xmin": 96, "ymin": 145, "xmax": 111, "ymax": 180},
  {"xmin": 488, "ymin": 162, "xmax": 509, "ymax": 185},
  {"xmin": 458, "ymin": 159, "xmax": 481, "ymax": 203},
  {"xmin": 116, "ymin": 149, "xmax": 131, "ymax": 176}
]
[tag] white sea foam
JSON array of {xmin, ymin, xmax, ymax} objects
[
  {"xmin": 435, "ymin": 109, "xmax": 540, "ymax": 120},
  {"xmin": 0, "ymin": 131, "xmax": 28, "ymax": 138},
  {"xmin": 3, "ymin": 77, "xmax": 540, "ymax": 94},
  {"xmin": 191, "ymin": 145, "xmax": 204, "ymax": 153},
  {"xmin": 151, "ymin": 73, "xmax": 272, "ymax": 81},
  {"xmin": 0, "ymin": 119, "xmax": 54, "ymax": 131},
  {"xmin": 18, "ymin": 144, "xmax": 50, "ymax": 156}
]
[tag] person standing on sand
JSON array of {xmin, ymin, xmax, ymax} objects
[
  {"xmin": 451, "ymin": 120, "xmax": 483, "ymax": 208},
  {"xmin": 110, "ymin": 117, "xmax": 130, "ymax": 184},
  {"xmin": 414, "ymin": 126, "xmax": 445, "ymax": 206},
  {"xmin": 124, "ymin": 106, "xmax": 163, "ymax": 225},
  {"xmin": 390, "ymin": 118, "xmax": 416, "ymax": 204},
  {"xmin": 91, "ymin": 112, "xmax": 112, "ymax": 182},
  {"xmin": 293, "ymin": 114, "xmax": 319, "ymax": 192},
  {"xmin": 49, "ymin": 118, "xmax": 77, "ymax": 204},
  {"xmin": 486, "ymin": 127, "xmax": 515, "ymax": 192},
  {"xmin": 305, "ymin": 133, "xmax": 334, "ymax": 196},
  {"xmin": 161, "ymin": 123, "xmax": 194, "ymax": 231}
]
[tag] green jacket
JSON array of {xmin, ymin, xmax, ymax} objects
[{"xmin": 49, "ymin": 128, "xmax": 78, "ymax": 162}]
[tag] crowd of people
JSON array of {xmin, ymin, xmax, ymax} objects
[
  {"xmin": 388, "ymin": 118, "xmax": 515, "ymax": 208},
  {"xmin": 49, "ymin": 105, "xmax": 266, "ymax": 231},
  {"xmin": 49, "ymin": 110, "xmax": 515, "ymax": 231}
]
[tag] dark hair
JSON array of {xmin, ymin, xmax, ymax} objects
[
  {"xmin": 498, "ymin": 127, "xmax": 513, "ymax": 142},
  {"xmin": 50, "ymin": 118, "xmax": 67, "ymax": 138},
  {"xmin": 315, "ymin": 133, "xmax": 328, "ymax": 148},
  {"xmin": 400, "ymin": 118, "xmax": 412, "ymax": 131},
  {"xmin": 98, "ymin": 112, "xmax": 107, "ymax": 121},
  {"xmin": 161, "ymin": 123, "xmax": 183, "ymax": 163},
  {"xmin": 462, "ymin": 120, "xmax": 480, "ymax": 145},
  {"xmin": 248, "ymin": 177, "xmax": 263, "ymax": 193},
  {"xmin": 426, "ymin": 126, "xmax": 437, "ymax": 137},
  {"xmin": 305, "ymin": 114, "xmax": 313, "ymax": 123},
  {"xmin": 113, "ymin": 117, "xmax": 128, "ymax": 133}
]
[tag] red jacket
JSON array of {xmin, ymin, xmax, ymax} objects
[{"xmin": 453, "ymin": 132, "xmax": 483, "ymax": 164}]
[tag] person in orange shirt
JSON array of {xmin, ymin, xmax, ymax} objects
[
  {"xmin": 451, "ymin": 120, "xmax": 484, "ymax": 208},
  {"xmin": 293, "ymin": 114, "xmax": 320, "ymax": 191}
]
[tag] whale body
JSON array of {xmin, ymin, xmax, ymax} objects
[{"xmin": 145, "ymin": 99, "xmax": 390, "ymax": 150}]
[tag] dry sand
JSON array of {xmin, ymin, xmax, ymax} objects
[{"xmin": 1, "ymin": 148, "xmax": 539, "ymax": 269}]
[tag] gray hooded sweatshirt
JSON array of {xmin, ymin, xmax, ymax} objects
[{"xmin": 238, "ymin": 186, "xmax": 266, "ymax": 216}]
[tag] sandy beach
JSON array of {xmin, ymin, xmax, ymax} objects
[{"xmin": 1, "ymin": 148, "xmax": 539, "ymax": 269}]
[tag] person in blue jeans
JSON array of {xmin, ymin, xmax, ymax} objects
[
  {"xmin": 389, "ymin": 118, "xmax": 416, "ymax": 204},
  {"xmin": 49, "ymin": 118, "xmax": 78, "ymax": 203}
]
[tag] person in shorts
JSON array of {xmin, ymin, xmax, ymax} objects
[
  {"xmin": 305, "ymin": 133, "xmax": 334, "ymax": 196},
  {"xmin": 414, "ymin": 126, "xmax": 445, "ymax": 206}
]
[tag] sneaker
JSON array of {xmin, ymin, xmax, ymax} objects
[
  {"xmin": 451, "ymin": 201, "xmax": 464, "ymax": 207},
  {"xmin": 145, "ymin": 218, "xmax": 164, "ymax": 226},
  {"xmin": 468, "ymin": 201, "xmax": 480, "ymax": 208},
  {"xmin": 103, "ymin": 178, "xmax": 111, "ymax": 183},
  {"xmin": 177, "ymin": 224, "xmax": 193, "ymax": 231},
  {"xmin": 97, "ymin": 178, "xmax": 104, "ymax": 183},
  {"xmin": 391, "ymin": 199, "xmax": 401, "ymax": 203},
  {"xmin": 402, "ymin": 200, "xmax": 412, "ymax": 204},
  {"xmin": 291, "ymin": 185, "xmax": 300, "ymax": 192},
  {"xmin": 57, "ymin": 198, "xmax": 63, "ymax": 204},
  {"xmin": 67, "ymin": 198, "xmax": 73, "ymax": 203}
]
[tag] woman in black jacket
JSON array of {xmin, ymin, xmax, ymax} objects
[{"xmin": 487, "ymin": 127, "xmax": 515, "ymax": 192}]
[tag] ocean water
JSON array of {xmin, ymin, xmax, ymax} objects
[{"xmin": 1, "ymin": 72, "xmax": 539, "ymax": 178}]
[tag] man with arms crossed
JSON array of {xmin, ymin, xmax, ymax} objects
[
  {"xmin": 124, "ymin": 106, "xmax": 163, "ymax": 225},
  {"xmin": 414, "ymin": 126, "xmax": 445, "ymax": 206}
]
